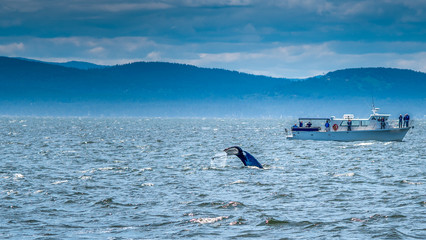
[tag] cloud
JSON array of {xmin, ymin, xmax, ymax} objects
[
  {"xmin": 146, "ymin": 51, "xmax": 161, "ymax": 61},
  {"xmin": 1, "ymin": 36, "xmax": 426, "ymax": 78},
  {"xmin": 0, "ymin": 0, "xmax": 44, "ymax": 13},
  {"xmin": 0, "ymin": 42, "xmax": 24, "ymax": 54},
  {"xmin": 180, "ymin": 0, "xmax": 253, "ymax": 7},
  {"xmin": 88, "ymin": 47, "xmax": 105, "ymax": 55},
  {"xmin": 1, "ymin": 1, "xmax": 426, "ymax": 78},
  {"xmin": 82, "ymin": 2, "xmax": 172, "ymax": 12},
  {"xmin": 0, "ymin": 19, "xmax": 22, "ymax": 27}
]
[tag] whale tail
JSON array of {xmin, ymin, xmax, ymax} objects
[
  {"xmin": 242, "ymin": 151, "xmax": 263, "ymax": 168},
  {"xmin": 224, "ymin": 146, "xmax": 263, "ymax": 169}
]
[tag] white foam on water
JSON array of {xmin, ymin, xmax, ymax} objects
[
  {"xmin": 333, "ymin": 172, "xmax": 355, "ymax": 177},
  {"xmin": 98, "ymin": 167, "xmax": 114, "ymax": 171},
  {"xmin": 5, "ymin": 190, "xmax": 18, "ymax": 195},
  {"xmin": 190, "ymin": 216, "xmax": 228, "ymax": 224},
  {"xmin": 52, "ymin": 180, "xmax": 68, "ymax": 185},
  {"xmin": 140, "ymin": 168, "xmax": 153, "ymax": 171},
  {"xmin": 13, "ymin": 173, "xmax": 24, "ymax": 180},
  {"xmin": 354, "ymin": 142, "xmax": 374, "ymax": 146},
  {"xmin": 401, "ymin": 180, "xmax": 423, "ymax": 185},
  {"xmin": 141, "ymin": 183, "xmax": 154, "ymax": 187},
  {"xmin": 230, "ymin": 180, "xmax": 246, "ymax": 185}
]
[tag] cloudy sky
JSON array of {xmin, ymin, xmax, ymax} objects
[{"xmin": 1, "ymin": 0, "xmax": 426, "ymax": 78}]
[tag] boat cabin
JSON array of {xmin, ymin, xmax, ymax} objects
[
  {"xmin": 292, "ymin": 108, "xmax": 392, "ymax": 132},
  {"xmin": 286, "ymin": 107, "xmax": 412, "ymax": 141}
]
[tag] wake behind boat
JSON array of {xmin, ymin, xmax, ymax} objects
[{"xmin": 286, "ymin": 107, "xmax": 413, "ymax": 141}]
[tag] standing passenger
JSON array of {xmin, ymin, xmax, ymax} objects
[
  {"xmin": 299, "ymin": 121, "xmax": 303, "ymax": 127},
  {"xmin": 404, "ymin": 113, "xmax": 408, "ymax": 127},
  {"xmin": 325, "ymin": 121, "xmax": 330, "ymax": 132},
  {"xmin": 398, "ymin": 114, "xmax": 403, "ymax": 128},
  {"xmin": 347, "ymin": 120, "xmax": 352, "ymax": 131},
  {"xmin": 405, "ymin": 114, "xmax": 410, "ymax": 127}
]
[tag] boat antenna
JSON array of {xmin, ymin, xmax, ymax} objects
[{"xmin": 371, "ymin": 96, "xmax": 380, "ymax": 115}]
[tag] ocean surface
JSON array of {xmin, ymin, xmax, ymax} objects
[{"xmin": 0, "ymin": 117, "xmax": 425, "ymax": 239}]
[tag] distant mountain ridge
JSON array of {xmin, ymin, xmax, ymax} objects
[
  {"xmin": 0, "ymin": 56, "xmax": 425, "ymax": 117},
  {"xmin": 16, "ymin": 57, "xmax": 105, "ymax": 69}
]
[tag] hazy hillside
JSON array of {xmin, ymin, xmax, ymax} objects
[
  {"xmin": 0, "ymin": 56, "xmax": 424, "ymax": 117},
  {"xmin": 16, "ymin": 57, "xmax": 104, "ymax": 70},
  {"xmin": 289, "ymin": 68, "xmax": 425, "ymax": 99}
]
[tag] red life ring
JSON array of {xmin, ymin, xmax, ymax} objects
[{"xmin": 332, "ymin": 124, "xmax": 339, "ymax": 131}]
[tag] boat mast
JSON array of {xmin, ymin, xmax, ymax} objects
[{"xmin": 371, "ymin": 97, "xmax": 379, "ymax": 115}]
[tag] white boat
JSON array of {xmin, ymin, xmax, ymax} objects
[{"xmin": 286, "ymin": 107, "xmax": 413, "ymax": 141}]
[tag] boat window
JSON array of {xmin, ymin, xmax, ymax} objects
[
  {"xmin": 340, "ymin": 120, "xmax": 360, "ymax": 127},
  {"xmin": 376, "ymin": 117, "xmax": 388, "ymax": 121},
  {"xmin": 361, "ymin": 120, "xmax": 370, "ymax": 126}
]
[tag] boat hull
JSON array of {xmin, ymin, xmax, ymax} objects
[{"xmin": 287, "ymin": 127, "xmax": 411, "ymax": 141}]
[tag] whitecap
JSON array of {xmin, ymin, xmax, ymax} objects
[
  {"xmin": 354, "ymin": 142, "xmax": 374, "ymax": 146},
  {"xmin": 190, "ymin": 216, "xmax": 228, "ymax": 224},
  {"xmin": 247, "ymin": 166, "xmax": 263, "ymax": 169},
  {"xmin": 52, "ymin": 180, "xmax": 68, "ymax": 185},
  {"xmin": 13, "ymin": 173, "xmax": 24, "ymax": 180},
  {"xmin": 140, "ymin": 168, "xmax": 153, "ymax": 171},
  {"xmin": 401, "ymin": 180, "xmax": 423, "ymax": 185},
  {"xmin": 141, "ymin": 183, "xmax": 154, "ymax": 187},
  {"xmin": 98, "ymin": 167, "xmax": 114, "ymax": 171},
  {"xmin": 333, "ymin": 172, "xmax": 355, "ymax": 177},
  {"xmin": 230, "ymin": 180, "xmax": 246, "ymax": 185},
  {"xmin": 5, "ymin": 190, "xmax": 18, "ymax": 195}
]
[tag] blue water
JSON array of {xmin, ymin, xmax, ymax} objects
[{"xmin": 1, "ymin": 117, "xmax": 425, "ymax": 239}]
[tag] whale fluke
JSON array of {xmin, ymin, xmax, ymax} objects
[{"xmin": 224, "ymin": 146, "xmax": 263, "ymax": 169}]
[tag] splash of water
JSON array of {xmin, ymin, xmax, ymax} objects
[{"xmin": 210, "ymin": 151, "xmax": 228, "ymax": 168}]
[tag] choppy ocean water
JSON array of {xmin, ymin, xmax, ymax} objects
[{"xmin": 0, "ymin": 117, "xmax": 425, "ymax": 239}]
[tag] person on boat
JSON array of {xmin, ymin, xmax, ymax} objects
[
  {"xmin": 306, "ymin": 121, "xmax": 312, "ymax": 127},
  {"xmin": 404, "ymin": 114, "xmax": 410, "ymax": 127},
  {"xmin": 380, "ymin": 118, "xmax": 385, "ymax": 129},
  {"xmin": 299, "ymin": 121, "xmax": 303, "ymax": 127},
  {"xmin": 399, "ymin": 114, "xmax": 403, "ymax": 128},
  {"xmin": 347, "ymin": 119, "xmax": 352, "ymax": 131},
  {"xmin": 325, "ymin": 121, "xmax": 330, "ymax": 132},
  {"xmin": 293, "ymin": 123, "xmax": 298, "ymax": 128}
]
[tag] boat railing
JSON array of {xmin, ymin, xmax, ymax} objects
[
  {"xmin": 388, "ymin": 120, "xmax": 399, "ymax": 128},
  {"xmin": 388, "ymin": 119, "xmax": 414, "ymax": 128}
]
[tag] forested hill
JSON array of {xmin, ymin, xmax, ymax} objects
[
  {"xmin": 0, "ymin": 56, "xmax": 425, "ymax": 117},
  {"xmin": 295, "ymin": 68, "xmax": 426, "ymax": 98},
  {"xmin": 0, "ymin": 57, "xmax": 287, "ymax": 101}
]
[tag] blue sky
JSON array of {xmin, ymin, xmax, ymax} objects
[{"xmin": 1, "ymin": 0, "xmax": 426, "ymax": 78}]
